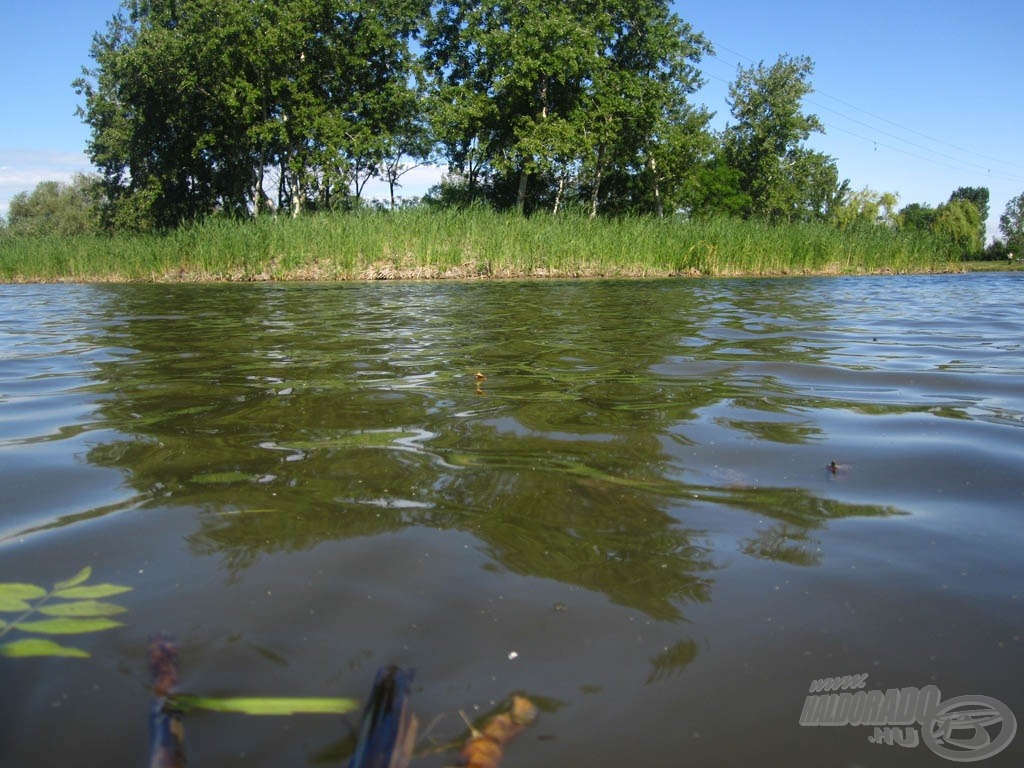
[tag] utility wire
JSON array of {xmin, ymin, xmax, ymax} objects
[
  {"xmin": 707, "ymin": 64, "xmax": 1024, "ymax": 185},
  {"xmin": 704, "ymin": 46, "xmax": 1024, "ymax": 179},
  {"xmin": 808, "ymin": 101, "xmax": 1024, "ymax": 183}
]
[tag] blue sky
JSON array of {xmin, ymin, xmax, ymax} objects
[{"xmin": 2, "ymin": 0, "xmax": 1022, "ymax": 239}]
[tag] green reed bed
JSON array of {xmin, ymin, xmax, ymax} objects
[{"xmin": 1, "ymin": 208, "xmax": 957, "ymax": 282}]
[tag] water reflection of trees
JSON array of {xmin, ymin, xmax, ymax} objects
[{"xmin": 73, "ymin": 282, "xmax": 903, "ymax": 622}]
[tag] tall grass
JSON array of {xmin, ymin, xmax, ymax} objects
[{"xmin": 0, "ymin": 208, "xmax": 959, "ymax": 282}]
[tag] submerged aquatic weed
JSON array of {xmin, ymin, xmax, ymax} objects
[
  {"xmin": 172, "ymin": 695, "xmax": 359, "ymax": 716},
  {"xmin": 0, "ymin": 566, "xmax": 131, "ymax": 658}
]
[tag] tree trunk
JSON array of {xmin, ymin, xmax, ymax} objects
[
  {"xmin": 290, "ymin": 166, "xmax": 302, "ymax": 218},
  {"xmin": 589, "ymin": 149, "xmax": 604, "ymax": 219},
  {"xmin": 552, "ymin": 174, "xmax": 565, "ymax": 215},
  {"xmin": 649, "ymin": 156, "xmax": 664, "ymax": 218},
  {"xmin": 253, "ymin": 164, "xmax": 265, "ymax": 217},
  {"xmin": 277, "ymin": 158, "xmax": 287, "ymax": 212},
  {"xmin": 516, "ymin": 169, "xmax": 528, "ymax": 214}
]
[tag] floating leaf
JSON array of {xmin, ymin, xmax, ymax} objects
[
  {"xmin": 39, "ymin": 600, "xmax": 128, "ymax": 618},
  {"xmin": 0, "ymin": 583, "xmax": 47, "ymax": 601},
  {"xmin": 53, "ymin": 584, "xmax": 132, "ymax": 600},
  {"xmin": 0, "ymin": 638, "xmax": 90, "ymax": 658},
  {"xmin": 14, "ymin": 617, "xmax": 122, "ymax": 635},
  {"xmin": 0, "ymin": 596, "xmax": 32, "ymax": 613},
  {"xmin": 53, "ymin": 566, "xmax": 92, "ymax": 592},
  {"xmin": 173, "ymin": 695, "xmax": 359, "ymax": 716}
]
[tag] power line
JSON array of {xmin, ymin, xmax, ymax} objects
[
  {"xmin": 823, "ymin": 122, "xmax": 1024, "ymax": 185},
  {"xmin": 705, "ymin": 69, "xmax": 1024, "ymax": 183},
  {"xmin": 807, "ymin": 100, "xmax": 1024, "ymax": 182},
  {"xmin": 810, "ymin": 89, "xmax": 1024, "ymax": 174},
  {"xmin": 703, "ymin": 46, "xmax": 1024, "ymax": 180}
]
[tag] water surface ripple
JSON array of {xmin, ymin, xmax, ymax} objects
[{"xmin": 1, "ymin": 274, "xmax": 1021, "ymax": 767}]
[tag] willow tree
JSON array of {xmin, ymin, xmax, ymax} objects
[
  {"xmin": 934, "ymin": 198, "xmax": 983, "ymax": 256},
  {"xmin": 948, "ymin": 186, "xmax": 989, "ymax": 252},
  {"xmin": 75, "ymin": 0, "xmax": 427, "ymax": 229}
]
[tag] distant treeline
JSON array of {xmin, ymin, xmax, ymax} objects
[{"xmin": 2, "ymin": 0, "xmax": 1023, "ymax": 260}]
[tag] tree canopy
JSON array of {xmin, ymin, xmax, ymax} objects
[
  {"xmin": 897, "ymin": 188, "xmax": 988, "ymax": 258},
  {"xmin": 75, "ymin": 0, "xmax": 427, "ymax": 229},
  {"xmin": 68, "ymin": 0, "xmax": 974, "ymax": 235},
  {"xmin": 1000, "ymin": 192, "xmax": 1024, "ymax": 254},
  {"xmin": 421, "ymin": 0, "xmax": 714, "ymax": 215},
  {"xmin": 722, "ymin": 54, "xmax": 838, "ymax": 222},
  {"xmin": 830, "ymin": 187, "xmax": 899, "ymax": 230},
  {"xmin": 2, "ymin": 175, "xmax": 102, "ymax": 237}
]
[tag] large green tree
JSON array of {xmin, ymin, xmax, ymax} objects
[
  {"xmin": 831, "ymin": 187, "xmax": 899, "ymax": 230},
  {"xmin": 899, "ymin": 191, "xmax": 984, "ymax": 257},
  {"xmin": 722, "ymin": 54, "xmax": 840, "ymax": 222},
  {"xmin": 898, "ymin": 202, "xmax": 937, "ymax": 233},
  {"xmin": 933, "ymin": 198, "xmax": 983, "ymax": 256},
  {"xmin": 2, "ymin": 175, "xmax": 103, "ymax": 237},
  {"xmin": 422, "ymin": 0, "xmax": 712, "ymax": 215},
  {"xmin": 1000, "ymin": 192, "xmax": 1024, "ymax": 254},
  {"xmin": 949, "ymin": 186, "xmax": 989, "ymax": 250},
  {"xmin": 75, "ymin": 0, "xmax": 427, "ymax": 229},
  {"xmin": 579, "ymin": 1, "xmax": 713, "ymax": 217}
]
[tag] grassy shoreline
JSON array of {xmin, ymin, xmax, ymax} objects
[{"xmin": 0, "ymin": 208, "xmax": 982, "ymax": 283}]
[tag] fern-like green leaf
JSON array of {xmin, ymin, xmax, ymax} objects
[
  {"xmin": 0, "ymin": 567, "xmax": 132, "ymax": 660},
  {"xmin": 53, "ymin": 567, "xmax": 93, "ymax": 592},
  {"xmin": 0, "ymin": 638, "xmax": 91, "ymax": 658},
  {"xmin": 52, "ymin": 584, "xmax": 132, "ymax": 600},
  {"xmin": 0, "ymin": 596, "xmax": 33, "ymax": 613},
  {"xmin": 0, "ymin": 583, "xmax": 48, "ymax": 601},
  {"xmin": 39, "ymin": 601, "xmax": 128, "ymax": 618},
  {"xmin": 14, "ymin": 617, "xmax": 122, "ymax": 635}
]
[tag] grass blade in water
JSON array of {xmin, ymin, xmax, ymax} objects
[{"xmin": 173, "ymin": 695, "xmax": 358, "ymax": 716}]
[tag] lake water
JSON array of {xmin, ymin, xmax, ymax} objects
[{"xmin": 1, "ymin": 275, "xmax": 1021, "ymax": 767}]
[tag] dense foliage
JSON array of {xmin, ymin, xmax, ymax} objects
[
  {"xmin": 721, "ymin": 54, "xmax": 839, "ymax": 222},
  {"xmin": 68, "ymin": 0, "xmax": 850, "ymax": 228},
  {"xmin": 2, "ymin": 175, "xmax": 102, "ymax": 237},
  {"xmin": 896, "ymin": 186, "xmax": 989, "ymax": 258},
  {"xmin": 74, "ymin": 0, "xmax": 427, "ymax": 229},
  {"xmin": 422, "ymin": 0, "xmax": 714, "ymax": 216},
  {"xmin": 1000, "ymin": 192, "xmax": 1024, "ymax": 254}
]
